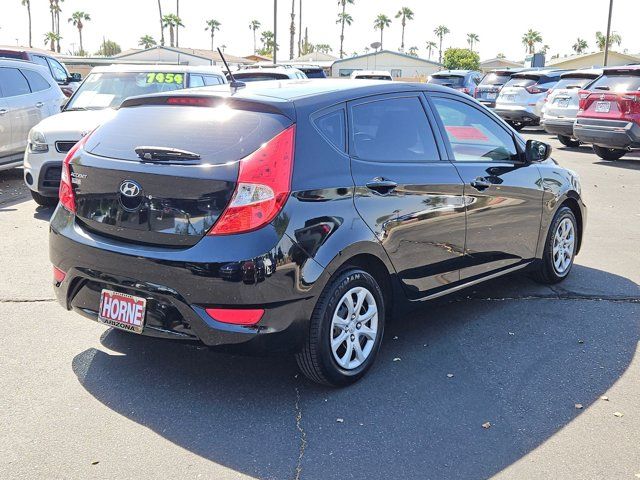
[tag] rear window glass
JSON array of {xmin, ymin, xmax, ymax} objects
[
  {"xmin": 66, "ymin": 72, "xmax": 187, "ymax": 110},
  {"xmin": 314, "ymin": 109, "xmax": 346, "ymax": 152},
  {"xmin": 21, "ymin": 69, "xmax": 51, "ymax": 92},
  {"xmin": 87, "ymin": 105, "xmax": 292, "ymax": 164},
  {"xmin": 590, "ymin": 74, "xmax": 640, "ymax": 92},
  {"xmin": 351, "ymin": 96, "xmax": 439, "ymax": 162},
  {"xmin": 429, "ymin": 75, "xmax": 465, "ymax": 87},
  {"xmin": 503, "ymin": 77, "xmax": 537, "ymax": 88},
  {"xmin": 234, "ymin": 72, "xmax": 290, "ymax": 82},
  {"xmin": 0, "ymin": 51, "xmax": 23, "ymax": 60},
  {"xmin": 554, "ymin": 77, "xmax": 596, "ymax": 90},
  {"xmin": 303, "ymin": 70, "xmax": 326, "ymax": 79},
  {"xmin": 354, "ymin": 75, "xmax": 392, "ymax": 80},
  {"xmin": 479, "ymin": 73, "xmax": 512, "ymax": 86}
]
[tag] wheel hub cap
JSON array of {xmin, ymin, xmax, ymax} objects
[{"xmin": 552, "ymin": 217, "xmax": 575, "ymax": 275}]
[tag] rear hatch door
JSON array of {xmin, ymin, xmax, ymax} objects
[
  {"xmin": 582, "ymin": 70, "xmax": 640, "ymax": 120},
  {"xmin": 73, "ymin": 96, "xmax": 293, "ymax": 247}
]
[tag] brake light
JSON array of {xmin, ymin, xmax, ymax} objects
[
  {"xmin": 166, "ymin": 97, "xmax": 211, "ymax": 106},
  {"xmin": 53, "ymin": 266, "xmax": 66, "ymax": 284},
  {"xmin": 205, "ymin": 307, "xmax": 264, "ymax": 325},
  {"xmin": 578, "ymin": 90, "xmax": 591, "ymax": 110},
  {"xmin": 622, "ymin": 91, "xmax": 640, "ymax": 116},
  {"xmin": 209, "ymin": 125, "xmax": 296, "ymax": 235},
  {"xmin": 59, "ymin": 132, "xmax": 92, "ymax": 213}
]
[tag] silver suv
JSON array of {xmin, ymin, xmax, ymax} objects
[
  {"xmin": 542, "ymin": 69, "xmax": 601, "ymax": 147},
  {"xmin": 0, "ymin": 59, "xmax": 65, "ymax": 171},
  {"xmin": 494, "ymin": 69, "xmax": 566, "ymax": 130}
]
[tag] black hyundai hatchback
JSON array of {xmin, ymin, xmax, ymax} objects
[{"xmin": 50, "ymin": 79, "xmax": 586, "ymax": 386}]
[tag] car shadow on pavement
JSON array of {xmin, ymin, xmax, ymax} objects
[
  {"xmin": 72, "ymin": 265, "xmax": 639, "ymax": 480},
  {"xmin": 33, "ymin": 205, "xmax": 55, "ymax": 222}
]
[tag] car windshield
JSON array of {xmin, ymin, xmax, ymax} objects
[
  {"xmin": 479, "ymin": 73, "xmax": 512, "ymax": 86},
  {"xmin": 589, "ymin": 73, "xmax": 640, "ymax": 92},
  {"xmin": 65, "ymin": 71, "xmax": 187, "ymax": 110},
  {"xmin": 429, "ymin": 75, "xmax": 465, "ymax": 87},
  {"xmin": 303, "ymin": 70, "xmax": 326, "ymax": 78},
  {"xmin": 554, "ymin": 77, "xmax": 596, "ymax": 90},
  {"xmin": 233, "ymin": 72, "xmax": 290, "ymax": 82}
]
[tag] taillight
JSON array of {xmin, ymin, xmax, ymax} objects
[
  {"xmin": 209, "ymin": 125, "xmax": 296, "ymax": 235},
  {"xmin": 205, "ymin": 307, "xmax": 264, "ymax": 326},
  {"xmin": 166, "ymin": 97, "xmax": 211, "ymax": 106},
  {"xmin": 59, "ymin": 132, "xmax": 92, "ymax": 213},
  {"xmin": 622, "ymin": 92, "xmax": 640, "ymax": 116},
  {"xmin": 578, "ymin": 90, "xmax": 591, "ymax": 110},
  {"xmin": 53, "ymin": 266, "xmax": 66, "ymax": 284}
]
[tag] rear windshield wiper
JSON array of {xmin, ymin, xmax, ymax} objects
[
  {"xmin": 135, "ymin": 146, "xmax": 201, "ymax": 162},
  {"xmin": 594, "ymin": 86, "xmax": 610, "ymax": 91}
]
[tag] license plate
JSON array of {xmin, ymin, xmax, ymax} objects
[
  {"xmin": 98, "ymin": 289, "xmax": 146, "ymax": 334},
  {"xmin": 595, "ymin": 101, "xmax": 611, "ymax": 113},
  {"xmin": 503, "ymin": 94, "xmax": 516, "ymax": 102},
  {"xmin": 556, "ymin": 98, "xmax": 570, "ymax": 108},
  {"xmin": 487, "ymin": 92, "xmax": 497, "ymax": 100}
]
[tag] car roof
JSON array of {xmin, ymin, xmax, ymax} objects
[
  {"xmin": 434, "ymin": 70, "xmax": 479, "ymax": 76},
  {"xmin": 89, "ymin": 64, "xmax": 226, "ymax": 75},
  {"xmin": 0, "ymin": 57, "xmax": 51, "ymax": 74}
]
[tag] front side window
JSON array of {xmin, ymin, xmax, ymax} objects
[
  {"xmin": 21, "ymin": 69, "xmax": 51, "ymax": 92},
  {"xmin": 314, "ymin": 109, "xmax": 346, "ymax": 152},
  {"xmin": 432, "ymin": 96, "xmax": 519, "ymax": 162},
  {"xmin": 0, "ymin": 67, "xmax": 31, "ymax": 97},
  {"xmin": 351, "ymin": 96, "xmax": 439, "ymax": 162},
  {"xmin": 32, "ymin": 55, "xmax": 50, "ymax": 69},
  {"xmin": 189, "ymin": 74, "xmax": 205, "ymax": 87},
  {"xmin": 47, "ymin": 57, "xmax": 68, "ymax": 82}
]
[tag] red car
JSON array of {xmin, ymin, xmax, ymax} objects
[{"xmin": 574, "ymin": 65, "xmax": 640, "ymax": 160}]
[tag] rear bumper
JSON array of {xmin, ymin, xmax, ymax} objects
[
  {"xmin": 542, "ymin": 117, "xmax": 576, "ymax": 137},
  {"xmin": 494, "ymin": 105, "xmax": 540, "ymax": 125},
  {"xmin": 573, "ymin": 118, "xmax": 640, "ymax": 149},
  {"xmin": 49, "ymin": 206, "xmax": 323, "ymax": 354}
]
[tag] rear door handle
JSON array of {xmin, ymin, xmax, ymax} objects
[
  {"xmin": 470, "ymin": 177, "xmax": 491, "ymax": 191},
  {"xmin": 35, "ymin": 102, "xmax": 44, "ymax": 108},
  {"xmin": 365, "ymin": 177, "xmax": 398, "ymax": 195}
]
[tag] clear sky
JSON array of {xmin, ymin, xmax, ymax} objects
[{"xmin": 0, "ymin": 0, "xmax": 638, "ymax": 61}]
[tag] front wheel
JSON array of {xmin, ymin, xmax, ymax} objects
[
  {"xmin": 557, "ymin": 135, "xmax": 581, "ymax": 148},
  {"xmin": 531, "ymin": 206, "xmax": 578, "ymax": 284},
  {"xmin": 593, "ymin": 145, "xmax": 627, "ymax": 161},
  {"xmin": 296, "ymin": 268, "xmax": 385, "ymax": 387}
]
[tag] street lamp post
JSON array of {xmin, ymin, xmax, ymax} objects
[{"xmin": 603, "ymin": 0, "xmax": 614, "ymax": 66}]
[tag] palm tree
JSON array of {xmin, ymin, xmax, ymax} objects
[
  {"xmin": 162, "ymin": 14, "xmax": 183, "ymax": 48},
  {"xmin": 205, "ymin": 19, "xmax": 221, "ymax": 51},
  {"xmin": 572, "ymin": 38, "xmax": 588, "ymax": 54},
  {"xmin": 434, "ymin": 25, "xmax": 450, "ymax": 63},
  {"xmin": 373, "ymin": 14, "xmax": 391, "ymax": 49},
  {"xmin": 138, "ymin": 35, "xmax": 157, "ymax": 49},
  {"xmin": 425, "ymin": 40, "xmax": 437, "ymax": 60},
  {"xmin": 175, "ymin": 0, "xmax": 180, "ymax": 46},
  {"xmin": 249, "ymin": 20, "xmax": 261, "ymax": 54},
  {"xmin": 157, "ymin": 0, "xmax": 165, "ymax": 46},
  {"xmin": 21, "ymin": 0, "xmax": 32, "ymax": 47},
  {"xmin": 395, "ymin": 7, "xmax": 414, "ymax": 52},
  {"xmin": 337, "ymin": 0, "xmax": 355, "ymax": 59},
  {"xmin": 68, "ymin": 11, "xmax": 90, "ymax": 55},
  {"xmin": 336, "ymin": 12, "xmax": 353, "ymax": 58},
  {"xmin": 289, "ymin": 0, "xmax": 296, "ymax": 60},
  {"xmin": 315, "ymin": 44, "xmax": 332, "ymax": 54},
  {"xmin": 54, "ymin": 0, "xmax": 63, "ymax": 52},
  {"xmin": 521, "ymin": 29, "xmax": 542, "ymax": 54},
  {"xmin": 260, "ymin": 30, "xmax": 276, "ymax": 57},
  {"xmin": 467, "ymin": 33, "xmax": 479, "ymax": 52},
  {"xmin": 407, "ymin": 46, "xmax": 418, "ymax": 56},
  {"xmin": 44, "ymin": 32, "xmax": 59, "ymax": 52},
  {"xmin": 596, "ymin": 31, "xmax": 622, "ymax": 51}
]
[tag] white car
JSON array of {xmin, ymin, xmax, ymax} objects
[
  {"xmin": 0, "ymin": 59, "xmax": 65, "ymax": 172},
  {"xmin": 542, "ymin": 69, "xmax": 602, "ymax": 147},
  {"xmin": 494, "ymin": 69, "xmax": 567, "ymax": 130},
  {"xmin": 23, "ymin": 64, "xmax": 227, "ymax": 206},
  {"xmin": 350, "ymin": 70, "xmax": 393, "ymax": 81}
]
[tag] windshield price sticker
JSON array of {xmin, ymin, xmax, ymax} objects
[{"xmin": 145, "ymin": 72, "xmax": 184, "ymax": 85}]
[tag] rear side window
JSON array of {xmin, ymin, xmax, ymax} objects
[
  {"xmin": 313, "ymin": 109, "xmax": 346, "ymax": 152},
  {"xmin": 590, "ymin": 74, "xmax": 640, "ymax": 92},
  {"xmin": 0, "ymin": 67, "xmax": 31, "ymax": 97},
  {"xmin": 351, "ymin": 96, "xmax": 439, "ymax": 162},
  {"xmin": 432, "ymin": 96, "xmax": 518, "ymax": 162},
  {"xmin": 86, "ymin": 105, "xmax": 292, "ymax": 165},
  {"xmin": 21, "ymin": 69, "xmax": 51, "ymax": 92}
]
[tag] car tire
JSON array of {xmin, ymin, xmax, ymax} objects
[
  {"xmin": 592, "ymin": 145, "xmax": 627, "ymax": 161},
  {"xmin": 507, "ymin": 121, "xmax": 525, "ymax": 131},
  {"xmin": 531, "ymin": 206, "xmax": 578, "ymax": 284},
  {"xmin": 30, "ymin": 190, "xmax": 58, "ymax": 207},
  {"xmin": 296, "ymin": 267, "xmax": 385, "ymax": 387},
  {"xmin": 557, "ymin": 135, "xmax": 581, "ymax": 148}
]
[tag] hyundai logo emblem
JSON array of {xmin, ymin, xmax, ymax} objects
[{"xmin": 119, "ymin": 180, "xmax": 142, "ymax": 198}]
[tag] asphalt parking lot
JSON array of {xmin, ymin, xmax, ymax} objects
[{"xmin": 0, "ymin": 132, "xmax": 638, "ymax": 480}]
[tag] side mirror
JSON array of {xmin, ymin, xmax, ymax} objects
[
  {"xmin": 68, "ymin": 73, "xmax": 82, "ymax": 83},
  {"xmin": 525, "ymin": 139, "xmax": 552, "ymax": 162}
]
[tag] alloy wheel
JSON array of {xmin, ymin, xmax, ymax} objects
[{"xmin": 552, "ymin": 217, "xmax": 575, "ymax": 275}]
